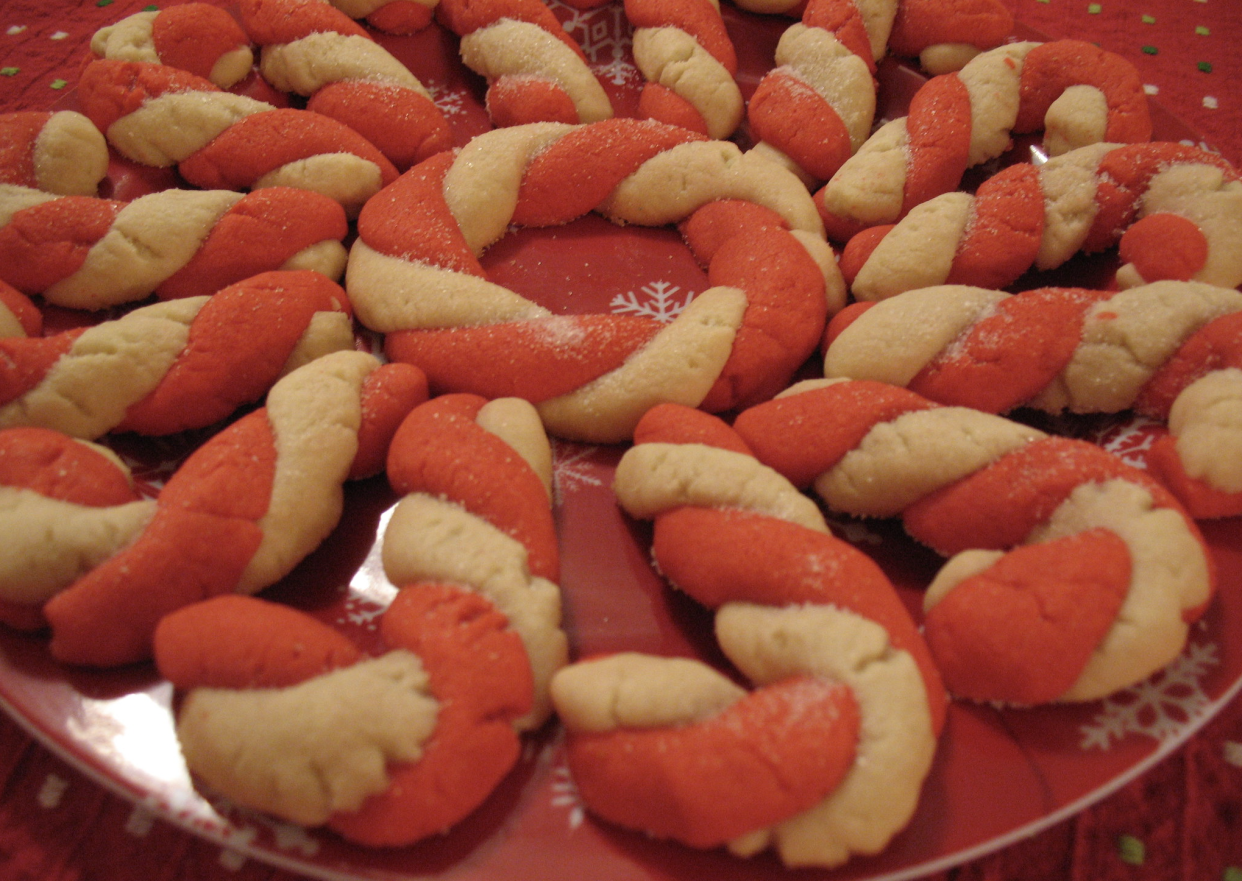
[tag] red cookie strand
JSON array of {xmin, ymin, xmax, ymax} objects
[
  {"xmin": 438, "ymin": 0, "xmax": 587, "ymax": 59},
  {"xmin": 566, "ymin": 676, "xmax": 861, "ymax": 849},
  {"xmin": 0, "ymin": 196, "xmax": 123, "ymax": 294},
  {"xmin": 364, "ymin": 0, "xmax": 436, "ymax": 34},
  {"xmin": 0, "ymin": 112, "xmax": 46, "ymax": 188},
  {"xmin": 385, "ymin": 316, "xmax": 663, "ymax": 402},
  {"xmin": 902, "ymin": 436, "xmax": 1188, "ymax": 557},
  {"xmin": 75, "ymin": 59, "xmax": 212, "ymax": 135},
  {"xmin": 351, "ymin": 363, "xmax": 432, "ymax": 481},
  {"xmin": 888, "ymin": 0, "xmax": 1014, "ymax": 59},
  {"xmin": 898, "ymin": 73, "xmax": 975, "ymax": 216},
  {"xmin": 386, "ymin": 394, "xmax": 560, "ymax": 582},
  {"xmin": 942, "ymin": 162, "xmax": 1045, "ymax": 289},
  {"xmin": 485, "ymin": 77, "xmax": 581, "ymax": 128},
  {"xmin": 356, "ymin": 151, "xmax": 483, "ymax": 274},
  {"xmin": 630, "ymin": 400, "xmax": 754, "ymax": 454},
  {"xmin": 922, "ymin": 529, "xmax": 1131, "ymax": 705},
  {"xmin": 747, "ymin": 71, "xmax": 856, "ymax": 183},
  {"xmin": 154, "ymin": 594, "xmax": 363, "ymax": 690},
  {"xmin": 1117, "ymin": 213, "xmax": 1211, "ymax": 284},
  {"xmin": 329, "ymin": 583, "xmax": 534, "ymax": 845},
  {"xmin": 0, "ymin": 427, "xmax": 140, "ymax": 507},
  {"xmin": 148, "ymin": 2, "xmax": 253, "ymax": 82}
]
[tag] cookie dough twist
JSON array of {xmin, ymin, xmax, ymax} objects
[
  {"xmin": 437, "ymin": 0, "xmax": 612, "ymax": 128},
  {"xmin": 744, "ymin": 0, "xmax": 884, "ymax": 184},
  {"xmin": 0, "ymin": 270, "xmax": 357, "ymax": 440},
  {"xmin": 625, "ymin": 0, "xmax": 744, "ymax": 140},
  {"xmin": 75, "ymin": 59, "xmax": 399, "ymax": 215},
  {"xmin": 89, "ymin": 2, "xmax": 255, "ymax": 89},
  {"xmin": 841, "ymin": 142, "xmax": 1242, "ymax": 300},
  {"xmin": 27, "ymin": 350, "xmax": 428, "ymax": 667},
  {"xmin": 154, "ymin": 583, "xmax": 534, "ymax": 844},
  {"xmin": 378, "ymin": 392, "xmax": 567, "ymax": 731},
  {"xmin": 0, "ymin": 111, "xmax": 110, "ymax": 197},
  {"xmin": 346, "ymin": 119, "xmax": 843, "ymax": 443},
  {"xmin": 551, "ymin": 403, "xmax": 945, "ymax": 868},
  {"xmin": 732, "ymin": 377, "xmax": 1216, "ymax": 706},
  {"xmin": 0, "ymin": 184, "xmax": 349, "ymax": 309},
  {"xmin": 237, "ymin": 0, "xmax": 452, "ymax": 170},
  {"xmin": 816, "ymin": 39, "xmax": 1152, "ymax": 241},
  {"xmin": 886, "ymin": 0, "xmax": 1014, "ymax": 74},
  {"xmin": 151, "ymin": 392, "xmax": 570, "ymax": 843},
  {"xmin": 824, "ymin": 281, "xmax": 1242, "ymax": 518}
]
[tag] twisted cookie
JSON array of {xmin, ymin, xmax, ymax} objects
[
  {"xmin": 148, "ymin": 392, "xmax": 566, "ymax": 842},
  {"xmin": 154, "ymin": 587, "xmax": 533, "ymax": 845},
  {"xmin": 824, "ymin": 281, "xmax": 1242, "ymax": 518},
  {"xmin": 551, "ymin": 403, "xmax": 944, "ymax": 867},
  {"xmin": 817, "ymin": 39, "xmax": 1152, "ymax": 241},
  {"xmin": 0, "ymin": 111, "xmax": 110, "ymax": 197},
  {"xmin": 624, "ymin": 0, "xmax": 744, "ymax": 140},
  {"xmin": 89, "ymin": 2, "xmax": 255, "ymax": 89},
  {"xmin": 841, "ymin": 142, "xmax": 1242, "ymax": 300},
  {"xmin": 237, "ymin": 0, "xmax": 452, "ymax": 170},
  {"xmin": 733, "ymin": 378, "xmax": 1215, "ymax": 706},
  {"xmin": 1, "ymin": 270, "xmax": 356, "ymax": 440},
  {"xmin": 76, "ymin": 59, "xmax": 399, "ymax": 215},
  {"xmin": 437, "ymin": 0, "xmax": 612, "ymax": 128},
  {"xmin": 347, "ymin": 118, "xmax": 843, "ymax": 443},
  {"xmin": 0, "ymin": 184, "xmax": 348, "ymax": 308},
  {"xmin": 18, "ymin": 351, "xmax": 428, "ymax": 666}
]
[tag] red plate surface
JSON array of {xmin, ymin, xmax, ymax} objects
[{"xmin": 1, "ymin": 5, "xmax": 1239, "ymax": 881}]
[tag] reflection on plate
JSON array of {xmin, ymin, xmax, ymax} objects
[{"xmin": 2, "ymin": 6, "xmax": 1240, "ymax": 881}]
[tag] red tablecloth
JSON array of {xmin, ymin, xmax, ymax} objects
[{"xmin": 2, "ymin": 0, "xmax": 1241, "ymax": 879}]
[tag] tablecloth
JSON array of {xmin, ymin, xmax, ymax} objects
[{"xmin": 1, "ymin": 0, "xmax": 1241, "ymax": 878}]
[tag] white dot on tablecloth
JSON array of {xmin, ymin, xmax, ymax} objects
[{"xmin": 1204, "ymin": 96, "xmax": 1219, "ymax": 109}]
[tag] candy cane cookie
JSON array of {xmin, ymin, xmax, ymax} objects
[
  {"xmin": 0, "ymin": 111, "xmax": 110, "ymax": 197},
  {"xmin": 744, "ymin": 0, "xmax": 885, "ymax": 184},
  {"xmin": 35, "ymin": 351, "xmax": 428, "ymax": 666},
  {"xmin": 0, "ymin": 184, "xmax": 348, "ymax": 308},
  {"xmin": 0, "ymin": 270, "xmax": 357, "ymax": 441},
  {"xmin": 378, "ymin": 393, "xmax": 567, "ymax": 731},
  {"xmin": 624, "ymin": 0, "xmax": 744, "ymax": 140},
  {"xmin": 89, "ymin": 2, "xmax": 256, "ymax": 89},
  {"xmin": 841, "ymin": 142, "xmax": 1242, "ymax": 301},
  {"xmin": 887, "ymin": 0, "xmax": 1014, "ymax": 74},
  {"xmin": 153, "ymin": 587, "xmax": 533, "ymax": 845},
  {"xmin": 237, "ymin": 0, "xmax": 452, "ymax": 171},
  {"xmin": 816, "ymin": 39, "xmax": 1152, "ymax": 241},
  {"xmin": 76, "ymin": 59, "xmax": 399, "ymax": 215},
  {"xmin": 823, "ymin": 281, "xmax": 1242, "ymax": 518},
  {"xmin": 347, "ymin": 118, "xmax": 843, "ymax": 443},
  {"xmin": 551, "ymin": 403, "xmax": 944, "ymax": 867},
  {"xmin": 732, "ymin": 378, "xmax": 1215, "ymax": 706},
  {"xmin": 436, "ymin": 0, "xmax": 612, "ymax": 127}
]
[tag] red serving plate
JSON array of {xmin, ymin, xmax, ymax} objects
[{"xmin": 1, "ymin": 5, "xmax": 1238, "ymax": 880}]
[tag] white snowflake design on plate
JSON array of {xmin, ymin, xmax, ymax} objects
[
  {"xmin": 1080, "ymin": 637, "xmax": 1220, "ymax": 750},
  {"xmin": 427, "ymin": 82, "xmax": 470, "ymax": 118},
  {"xmin": 553, "ymin": 0, "xmax": 637, "ymax": 87},
  {"xmin": 611, "ymin": 280, "xmax": 693, "ymax": 323}
]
